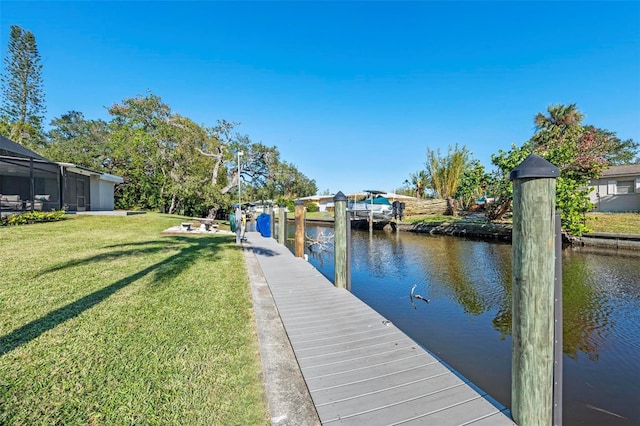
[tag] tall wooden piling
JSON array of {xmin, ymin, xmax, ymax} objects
[
  {"xmin": 294, "ymin": 200, "xmax": 305, "ymax": 257},
  {"xmin": 510, "ymin": 154, "xmax": 559, "ymax": 426},
  {"xmin": 278, "ymin": 204, "xmax": 287, "ymax": 245},
  {"xmin": 334, "ymin": 191, "xmax": 351, "ymax": 290},
  {"xmin": 268, "ymin": 204, "xmax": 275, "ymax": 239}
]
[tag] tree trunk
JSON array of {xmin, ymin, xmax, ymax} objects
[
  {"xmin": 445, "ymin": 197, "xmax": 458, "ymax": 216},
  {"xmin": 487, "ymin": 199, "xmax": 511, "ymax": 221},
  {"xmin": 168, "ymin": 194, "xmax": 177, "ymax": 215},
  {"xmin": 207, "ymin": 207, "xmax": 217, "ymax": 219}
]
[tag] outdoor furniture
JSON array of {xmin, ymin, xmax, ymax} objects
[
  {"xmin": 0, "ymin": 195, "xmax": 23, "ymax": 210},
  {"xmin": 193, "ymin": 218, "xmax": 218, "ymax": 231},
  {"xmin": 25, "ymin": 194, "xmax": 49, "ymax": 211}
]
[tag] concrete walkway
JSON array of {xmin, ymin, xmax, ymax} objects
[{"xmin": 243, "ymin": 231, "xmax": 515, "ymax": 425}]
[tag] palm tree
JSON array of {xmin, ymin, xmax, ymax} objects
[
  {"xmin": 531, "ymin": 104, "xmax": 585, "ymax": 152},
  {"xmin": 534, "ymin": 103, "xmax": 583, "ymax": 130},
  {"xmin": 404, "ymin": 171, "xmax": 428, "ymax": 198}
]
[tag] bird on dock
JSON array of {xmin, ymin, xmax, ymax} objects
[{"xmin": 410, "ymin": 284, "xmax": 430, "ymax": 304}]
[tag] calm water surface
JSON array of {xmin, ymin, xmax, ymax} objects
[{"xmin": 280, "ymin": 224, "xmax": 640, "ymax": 425}]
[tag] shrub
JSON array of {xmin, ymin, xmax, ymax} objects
[
  {"xmin": 304, "ymin": 201, "xmax": 319, "ymax": 213},
  {"xmin": 1, "ymin": 210, "xmax": 67, "ymax": 226}
]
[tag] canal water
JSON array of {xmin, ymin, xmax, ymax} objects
[{"xmin": 278, "ymin": 223, "xmax": 640, "ymax": 425}]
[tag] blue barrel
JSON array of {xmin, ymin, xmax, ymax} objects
[{"xmin": 256, "ymin": 213, "xmax": 271, "ymax": 237}]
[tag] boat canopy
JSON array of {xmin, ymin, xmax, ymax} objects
[
  {"xmin": 368, "ymin": 196, "xmax": 391, "ymax": 205},
  {"xmin": 354, "ymin": 193, "xmax": 392, "ymax": 205}
]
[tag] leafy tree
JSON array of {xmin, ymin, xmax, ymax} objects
[
  {"xmin": 488, "ymin": 104, "xmax": 638, "ymax": 235},
  {"xmin": 486, "ymin": 144, "xmax": 532, "ymax": 221},
  {"xmin": 107, "ymin": 93, "xmax": 172, "ymax": 211},
  {"xmin": 262, "ymin": 160, "xmax": 317, "ymax": 200},
  {"xmin": 43, "ymin": 111, "xmax": 110, "ymax": 170},
  {"xmin": 107, "ymin": 93, "xmax": 231, "ymax": 216},
  {"xmin": 200, "ymin": 120, "xmax": 316, "ymax": 215},
  {"xmin": 425, "ymin": 143, "xmax": 470, "ymax": 215},
  {"xmin": 591, "ymin": 127, "xmax": 639, "ymax": 165},
  {"xmin": 0, "ymin": 25, "xmax": 45, "ymax": 148},
  {"xmin": 37, "ymin": 91, "xmax": 319, "ymax": 218},
  {"xmin": 454, "ymin": 160, "xmax": 489, "ymax": 211}
]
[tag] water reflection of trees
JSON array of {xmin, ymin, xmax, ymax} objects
[
  {"xmin": 561, "ymin": 251, "xmax": 614, "ymax": 361},
  {"xmin": 302, "ymin": 225, "xmax": 625, "ymax": 362},
  {"xmin": 491, "ymin": 249, "xmax": 616, "ymax": 360},
  {"xmin": 416, "ymin": 236, "xmax": 511, "ymax": 316}
]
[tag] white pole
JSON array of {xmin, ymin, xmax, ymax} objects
[{"xmin": 236, "ymin": 151, "xmax": 243, "ymax": 244}]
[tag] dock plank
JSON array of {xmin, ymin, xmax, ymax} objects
[{"xmin": 244, "ymin": 232, "xmax": 514, "ymax": 425}]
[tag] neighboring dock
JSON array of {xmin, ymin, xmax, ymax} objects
[{"xmin": 243, "ymin": 231, "xmax": 515, "ymax": 425}]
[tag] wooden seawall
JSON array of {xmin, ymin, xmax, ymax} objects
[{"xmin": 244, "ymin": 231, "xmax": 515, "ymax": 425}]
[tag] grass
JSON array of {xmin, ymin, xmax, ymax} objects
[
  {"xmin": 0, "ymin": 213, "xmax": 269, "ymax": 425},
  {"xmin": 305, "ymin": 211, "xmax": 334, "ymax": 220},
  {"xmin": 585, "ymin": 212, "xmax": 640, "ymax": 234}
]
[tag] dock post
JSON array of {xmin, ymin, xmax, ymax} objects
[
  {"xmin": 334, "ymin": 191, "xmax": 351, "ymax": 290},
  {"xmin": 268, "ymin": 204, "xmax": 275, "ymax": 239},
  {"xmin": 294, "ymin": 200, "xmax": 305, "ymax": 257},
  {"xmin": 510, "ymin": 154, "xmax": 559, "ymax": 426},
  {"xmin": 278, "ymin": 204, "xmax": 287, "ymax": 245}
]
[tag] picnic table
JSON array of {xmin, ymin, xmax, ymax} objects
[{"xmin": 192, "ymin": 218, "xmax": 218, "ymax": 231}]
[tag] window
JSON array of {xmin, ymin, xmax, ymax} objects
[
  {"xmin": 616, "ymin": 180, "xmax": 634, "ymax": 194},
  {"xmin": 608, "ymin": 178, "xmax": 639, "ymax": 195}
]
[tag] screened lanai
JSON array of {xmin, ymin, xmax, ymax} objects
[
  {"xmin": 1, "ymin": 135, "xmax": 124, "ymax": 216},
  {"xmin": 0, "ymin": 135, "xmax": 61, "ymax": 216}
]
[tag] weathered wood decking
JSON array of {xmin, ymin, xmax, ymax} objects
[{"xmin": 244, "ymin": 232, "xmax": 515, "ymax": 425}]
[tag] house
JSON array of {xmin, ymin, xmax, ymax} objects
[
  {"xmin": 588, "ymin": 164, "xmax": 640, "ymax": 212},
  {"xmin": 0, "ymin": 135, "xmax": 123, "ymax": 215}
]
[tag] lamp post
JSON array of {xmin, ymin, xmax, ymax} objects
[{"xmin": 236, "ymin": 151, "xmax": 244, "ymax": 244}]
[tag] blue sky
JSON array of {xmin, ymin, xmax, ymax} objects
[{"xmin": 2, "ymin": 1, "xmax": 639, "ymax": 194}]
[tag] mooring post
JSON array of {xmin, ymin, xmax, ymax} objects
[
  {"xmin": 268, "ymin": 204, "xmax": 275, "ymax": 239},
  {"xmin": 294, "ymin": 200, "xmax": 305, "ymax": 257},
  {"xmin": 334, "ymin": 191, "xmax": 351, "ymax": 290},
  {"xmin": 278, "ymin": 204, "xmax": 287, "ymax": 245},
  {"xmin": 510, "ymin": 153, "xmax": 559, "ymax": 426}
]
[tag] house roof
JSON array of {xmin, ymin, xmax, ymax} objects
[
  {"xmin": 58, "ymin": 162, "xmax": 124, "ymax": 183},
  {"xmin": 600, "ymin": 164, "xmax": 640, "ymax": 178},
  {"xmin": 0, "ymin": 135, "xmax": 50, "ymax": 161}
]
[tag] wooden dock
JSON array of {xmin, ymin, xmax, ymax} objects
[{"xmin": 244, "ymin": 231, "xmax": 515, "ymax": 425}]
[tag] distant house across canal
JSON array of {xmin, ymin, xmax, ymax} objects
[{"xmin": 588, "ymin": 164, "xmax": 640, "ymax": 212}]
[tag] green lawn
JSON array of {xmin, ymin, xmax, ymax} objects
[
  {"xmin": 585, "ymin": 212, "xmax": 640, "ymax": 234},
  {"xmin": 0, "ymin": 213, "xmax": 269, "ymax": 425}
]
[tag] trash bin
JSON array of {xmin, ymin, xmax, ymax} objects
[{"xmin": 229, "ymin": 213, "xmax": 236, "ymax": 232}]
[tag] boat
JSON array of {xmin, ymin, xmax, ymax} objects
[{"xmin": 347, "ymin": 190, "xmax": 393, "ymax": 229}]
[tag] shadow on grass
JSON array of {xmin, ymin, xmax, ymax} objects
[{"xmin": 1, "ymin": 235, "xmax": 233, "ymax": 357}]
